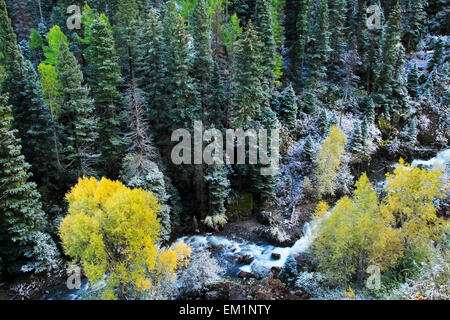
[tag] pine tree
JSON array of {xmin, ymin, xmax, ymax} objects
[
  {"xmin": 278, "ymin": 83, "xmax": 297, "ymax": 129},
  {"xmin": 317, "ymin": 108, "xmax": 328, "ymax": 136},
  {"xmin": 408, "ymin": 64, "xmax": 420, "ymax": 98},
  {"xmin": 204, "ymin": 164, "xmax": 231, "ymax": 220},
  {"xmin": 295, "ymin": 0, "xmax": 313, "ymax": 80},
  {"xmin": 300, "ymin": 90, "xmax": 317, "ymax": 115},
  {"xmin": 0, "ymin": 1, "xmax": 58, "ymax": 191},
  {"xmin": 279, "ymin": 254, "xmax": 298, "ymax": 283},
  {"xmin": 404, "ymin": 0, "xmax": 426, "ymax": 52},
  {"xmin": 349, "ymin": 121, "xmax": 364, "ymax": 154},
  {"xmin": 56, "ymin": 40, "xmax": 99, "ymax": 182},
  {"xmin": 0, "ymin": 94, "xmax": 59, "ymax": 277},
  {"xmin": 327, "ymin": 0, "xmax": 347, "ymax": 80},
  {"xmin": 84, "ymin": 15, "xmax": 124, "ymax": 178},
  {"xmin": 376, "ymin": 1, "xmax": 403, "ymax": 107},
  {"xmin": 306, "ymin": 0, "xmax": 330, "ymax": 88},
  {"xmin": 232, "ymin": 21, "xmax": 265, "ymax": 128},
  {"xmin": 302, "ymin": 135, "xmax": 315, "ymax": 162},
  {"xmin": 406, "ymin": 118, "xmax": 418, "ymax": 146},
  {"xmin": 361, "ymin": 116, "xmax": 369, "ymax": 144},
  {"xmin": 253, "ymin": 0, "xmax": 278, "ymax": 88},
  {"xmin": 430, "ymin": 37, "xmax": 444, "ymax": 70}
]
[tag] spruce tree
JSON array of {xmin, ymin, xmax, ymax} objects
[
  {"xmin": 306, "ymin": 0, "xmax": 330, "ymax": 88},
  {"xmin": 404, "ymin": 0, "xmax": 426, "ymax": 52},
  {"xmin": 253, "ymin": 0, "xmax": 278, "ymax": 88},
  {"xmin": 361, "ymin": 116, "xmax": 369, "ymax": 144},
  {"xmin": 406, "ymin": 118, "xmax": 418, "ymax": 146},
  {"xmin": 0, "ymin": 94, "xmax": 59, "ymax": 277},
  {"xmin": 295, "ymin": 0, "xmax": 313, "ymax": 80},
  {"xmin": 430, "ymin": 37, "xmax": 444, "ymax": 70},
  {"xmin": 376, "ymin": 1, "xmax": 403, "ymax": 108},
  {"xmin": 204, "ymin": 164, "xmax": 231, "ymax": 219},
  {"xmin": 302, "ymin": 135, "xmax": 315, "ymax": 162},
  {"xmin": 278, "ymin": 83, "xmax": 297, "ymax": 129},
  {"xmin": 327, "ymin": 0, "xmax": 347, "ymax": 80},
  {"xmin": 84, "ymin": 15, "xmax": 124, "ymax": 178},
  {"xmin": 56, "ymin": 40, "xmax": 99, "ymax": 182},
  {"xmin": 408, "ymin": 64, "xmax": 420, "ymax": 98},
  {"xmin": 300, "ymin": 90, "xmax": 317, "ymax": 115},
  {"xmin": 232, "ymin": 21, "xmax": 265, "ymax": 128},
  {"xmin": 0, "ymin": 0, "xmax": 57, "ymax": 191},
  {"xmin": 349, "ymin": 122, "xmax": 364, "ymax": 154},
  {"xmin": 317, "ymin": 108, "xmax": 328, "ymax": 136}
]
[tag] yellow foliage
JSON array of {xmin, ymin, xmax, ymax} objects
[
  {"xmin": 313, "ymin": 160, "xmax": 448, "ymax": 285},
  {"xmin": 313, "ymin": 126, "xmax": 347, "ymax": 199},
  {"xmin": 59, "ymin": 177, "xmax": 191, "ymax": 300},
  {"xmin": 315, "ymin": 201, "xmax": 330, "ymax": 218},
  {"xmin": 381, "ymin": 160, "xmax": 447, "ymax": 249}
]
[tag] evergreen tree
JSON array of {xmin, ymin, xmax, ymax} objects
[
  {"xmin": 327, "ymin": 0, "xmax": 347, "ymax": 80},
  {"xmin": 316, "ymin": 108, "xmax": 328, "ymax": 136},
  {"xmin": 300, "ymin": 90, "xmax": 317, "ymax": 115},
  {"xmin": 278, "ymin": 83, "xmax": 297, "ymax": 129},
  {"xmin": 376, "ymin": 1, "xmax": 403, "ymax": 108},
  {"xmin": 0, "ymin": 94, "xmax": 59, "ymax": 277},
  {"xmin": 295, "ymin": 0, "xmax": 313, "ymax": 80},
  {"xmin": 430, "ymin": 37, "xmax": 444, "ymax": 70},
  {"xmin": 232, "ymin": 21, "xmax": 265, "ymax": 128},
  {"xmin": 279, "ymin": 254, "xmax": 298, "ymax": 283},
  {"xmin": 56, "ymin": 40, "xmax": 99, "ymax": 182},
  {"xmin": 84, "ymin": 15, "xmax": 124, "ymax": 178},
  {"xmin": 283, "ymin": 0, "xmax": 300, "ymax": 75},
  {"xmin": 349, "ymin": 121, "xmax": 364, "ymax": 154},
  {"xmin": 253, "ymin": 0, "xmax": 278, "ymax": 87},
  {"xmin": 306, "ymin": 0, "xmax": 330, "ymax": 88},
  {"xmin": 0, "ymin": 1, "xmax": 57, "ymax": 191},
  {"xmin": 404, "ymin": 0, "xmax": 426, "ymax": 52},
  {"xmin": 406, "ymin": 118, "xmax": 418, "ymax": 146},
  {"xmin": 407, "ymin": 64, "xmax": 420, "ymax": 98},
  {"xmin": 204, "ymin": 164, "xmax": 231, "ymax": 223},
  {"xmin": 361, "ymin": 116, "xmax": 369, "ymax": 144},
  {"xmin": 302, "ymin": 135, "xmax": 315, "ymax": 162},
  {"xmin": 360, "ymin": 96, "xmax": 376, "ymax": 124}
]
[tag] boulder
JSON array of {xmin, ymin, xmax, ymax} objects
[
  {"xmin": 237, "ymin": 255, "xmax": 254, "ymax": 265},
  {"xmin": 271, "ymin": 252, "xmax": 281, "ymax": 260},
  {"xmin": 238, "ymin": 271, "xmax": 255, "ymax": 279},
  {"xmin": 271, "ymin": 266, "xmax": 281, "ymax": 277}
]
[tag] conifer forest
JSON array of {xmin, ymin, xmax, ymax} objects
[{"xmin": 0, "ymin": 0, "xmax": 449, "ymax": 302}]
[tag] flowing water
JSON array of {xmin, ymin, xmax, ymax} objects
[{"xmin": 42, "ymin": 149, "xmax": 449, "ymax": 300}]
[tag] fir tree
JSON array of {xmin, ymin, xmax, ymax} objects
[
  {"xmin": 376, "ymin": 1, "xmax": 403, "ymax": 107},
  {"xmin": 253, "ymin": 0, "xmax": 278, "ymax": 87},
  {"xmin": 84, "ymin": 15, "xmax": 124, "ymax": 178},
  {"xmin": 300, "ymin": 90, "xmax": 317, "ymax": 115},
  {"xmin": 406, "ymin": 118, "xmax": 418, "ymax": 146},
  {"xmin": 349, "ymin": 121, "xmax": 364, "ymax": 154},
  {"xmin": 361, "ymin": 116, "xmax": 369, "ymax": 144},
  {"xmin": 279, "ymin": 254, "xmax": 298, "ymax": 283},
  {"xmin": 0, "ymin": 1, "xmax": 57, "ymax": 190},
  {"xmin": 56, "ymin": 40, "xmax": 99, "ymax": 182},
  {"xmin": 302, "ymin": 135, "xmax": 315, "ymax": 162},
  {"xmin": 404, "ymin": 0, "xmax": 426, "ymax": 52},
  {"xmin": 317, "ymin": 108, "xmax": 328, "ymax": 136},
  {"xmin": 295, "ymin": 0, "xmax": 313, "ymax": 80},
  {"xmin": 232, "ymin": 21, "xmax": 265, "ymax": 128},
  {"xmin": 0, "ymin": 94, "xmax": 59, "ymax": 277},
  {"xmin": 430, "ymin": 37, "xmax": 444, "ymax": 70},
  {"xmin": 204, "ymin": 164, "xmax": 231, "ymax": 218},
  {"xmin": 327, "ymin": 0, "xmax": 347, "ymax": 80},
  {"xmin": 278, "ymin": 83, "xmax": 297, "ymax": 129},
  {"xmin": 306, "ymin": 0, "xmax": 330, "ymax": 88},
  {"xmin": 408, "ymin": 64, "xmax": 420, "ymax": 98}
]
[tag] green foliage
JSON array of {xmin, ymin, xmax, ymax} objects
[
  {"xmin": 278, "ymin": 83, "xmax": 297, "ymax": 128},
  {"xmin": 29, "ymin": 28, "xmax": 43, "ymax": 50},
  {"xmin": 0, "ymin": 94, "xmax": 58, "ymax": 277},
  {"xmin": 223, "ymin": 13, "xmax": 243, "ymax": 54},
  {"xmin": 42, "ymin": 26, "xmax": 68, "ymax": 66},
  {"xmin": 84, "ymin": 15, "xmax": 124, "ymax": 177},
  {"xmin": 56, "ymin": 39, "xmax": 99, "ymax": 181}
]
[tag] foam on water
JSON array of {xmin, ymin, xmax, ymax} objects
[{"xmin": 412, "ymin": 149, "xmax": 450, "ymax": 183}]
